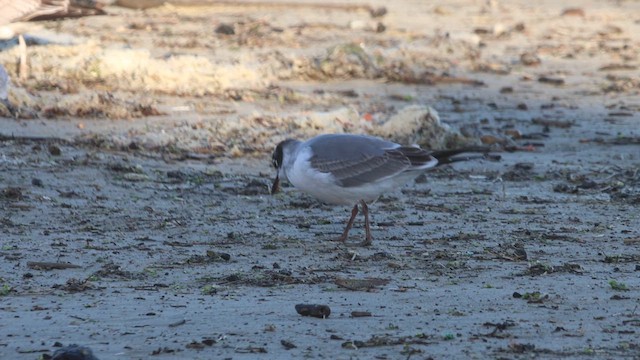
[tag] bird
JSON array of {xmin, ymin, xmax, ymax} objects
[{"xmin": 271, "ymin": 133, "xmax": 495, "ymax": 246}]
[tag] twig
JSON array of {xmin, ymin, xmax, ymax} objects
[{"xmin": 27, "ymin": 262, "xmax": 81, "ymax": 270}]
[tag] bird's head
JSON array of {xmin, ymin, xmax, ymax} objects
[{"xmin": 270, "ymin": 140, "xmax": 287, "ymax": 194}]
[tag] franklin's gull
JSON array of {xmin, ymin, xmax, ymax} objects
[{"xmin": 271, "ymin": 133, "xmax": 494, "ymax": 246}]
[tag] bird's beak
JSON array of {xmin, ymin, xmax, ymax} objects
[{"xmin": 271, "ymin": 173, "xmax": 280, "ymax": 195}]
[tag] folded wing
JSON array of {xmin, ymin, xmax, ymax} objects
[{"xmin": 308, "ymin": 135, "xmax": 437, "ymax": 187}]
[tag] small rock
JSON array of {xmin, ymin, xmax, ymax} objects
[
  {"xmin": 122, "ymin": 173, "xmax": 149, "ymax": 182},
  {"xmin": 32, "ymin": 178, "xmax": 44, "ymax": 187},
  {"xmin": 432, "ymin": 5, "xmax": 452, "ymax": 15},
  {"xmin": 215, "ymin": 24, "xmax": 235, "ymax": 35},
  {"xmin": 520, "ymin": 52, "xmax": 541, "ymax": 66},
  {"xmin": 374, "ymin": 105, "xmax": 463, "ymax": 149},
  {"xmin": 510, "ymin": 343, "xmax": 535, "ymax": 353},
  {"xmin": 512, "ymin": 22, "xmax": 526, "ymax": 32},
  {"xmin": 351, "ymin": 311, "xmax": 372, "ymax": 317},
  {"xmin": 1, "ymin": 187, "xmax": 23, "ymax": 199},
  {"xmin": 369, "ymin": 6, "xmax": 387, "ymax": 18},
  {"xmin": 561, "ymin": 8, "xmax": 585, "ymax": 17},
  {"xmin": 295, "ymin": 304, "xmax": 331, "ymax": 318},
  {"xmin": 51, "ymin": 344, "xmax": 99, "ymax": 360},
  {"xmin": 493, "ymin": 23, "xmax": 507, "ymax": 36},
  {"xmin": 503, "ymin": 162, "xmax": 535, "ymax": 181},
  {"xmin": 349, "ymin": 20, "xmax": 366, "ymax": 30},
  {"xmin": 473, "ymin": 27, "xmax": 491, "ymax": 35},
  {"xmin": 504, "ymin": 129, "xmax": 522, "ymax": 139},
  {"xmin": 514, "ymin": 162, "xmax": 534, "ymax": 171},
  {"xmin": 116, "ymin": 0, "xmax": 164, "ymax": 9},
  {"xmin": 166, "ymin": 170, "xmax": 186, "ymax": 180},
  {"xmin": 205, "ymin": 251, "xmax": 231, "ymax": 261},
  {"xmin": 480, "ymin": 134, "xmax": 505, "ymax": 146},
  {"xmin": 538, "ymin": 76, "xmax": 565, "ymax": 85},
  {"xmin": 49, "ymin": 145, "xmax": 62, "ymax": 156},
  {"xmin": 553, "ymin": 183, "xmax": 578, "ymax": 194}
]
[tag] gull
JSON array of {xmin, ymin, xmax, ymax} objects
[{"xmin": 271, "ymin": 133, "xmax": 494, "ymax": 246}]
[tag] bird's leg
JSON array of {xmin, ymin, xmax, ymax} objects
[
  {"xmin": 359, "ymin": 200, "xmax": 372, "ymax": 246},
  {"xmin": 336, "ymin": 203, "xmax": 359, "ymax": 242}
]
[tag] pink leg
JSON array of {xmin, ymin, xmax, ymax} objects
[
  {"xmin": 360, "ymin": 200, "xmax": 373, "ymax": 246},
  {"xmin": 337, "ymin": 204, "xmax": 359, "ymax": 242}
]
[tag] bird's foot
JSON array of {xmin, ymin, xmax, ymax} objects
[{"xmin": 358, "ymin": 236, "xmax": 373, "ymax": 247}]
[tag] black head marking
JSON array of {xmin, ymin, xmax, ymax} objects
[
  {"xmin": 272, "ymin": 141, "xmax": 285, "ymax": 169},
  {"xmin": 272, "ymin": 139, "xmax": 296, "ymax": 169}
]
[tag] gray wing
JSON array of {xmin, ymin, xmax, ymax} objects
[{"xmin": 308, "ymin": 134, "xmax": 436, "ymax": 187}]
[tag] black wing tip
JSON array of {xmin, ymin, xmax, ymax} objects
[
  {"xmin": 430, "ymin": 146, "xmax": 501, "ymax": 165},
  {"xmin": 393, "ymin": 146, "xmax": 435, "ymax": 168}
]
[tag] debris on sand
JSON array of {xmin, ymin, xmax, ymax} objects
[
  {"xmin": 0, "ymin": 44, "xmax": 268, "ymax": 97},
  {"xmin": 341, "ymin": 334, "xmax": 434, "ymax": 349},
  {"xmin": 486, "ymin": 242, "xmax": 528, "ymax": 261},
  {"xmin": 580, "ymin": 136, "xmax": 640, "ymax": 146},
  {"xmin": 276, "ymin": 38, "xmax": 482, "ymax": 86},
  {"xmin": 295, "ymin": 304, "xmax": 331, "ymax": 318},
  {"xmin": 561, "ymin": 8, "xmax": 585, "ymax": 17},
  {"xmin": 334, "ymin": 277, "xmax": 390, "ymax": 291},
  {"xmin": 302, "ymin": 106, "xmax": 363, "ymax": 134},
  {"xmin": 0, "ymin": 63, "xmax": 26, "ymax": 118},
  {"xmin": 460, "ymin": 123, "xmax": 518, "ymax": 148},
  {"xmin": 53, "ymin": 278, "xmax": 96, "ymax": 293},
  {"xmin": 351, "ymin": 311, "xmax": 372, "ymax": 317},
  {"xmin": 537, "ymin": 75, "xmax": 565, "ymax": 86},
  {"xmin": 42, "ymin": 93, "xmax": 163, "ymax": 120},
  {"xmin": 27, "ymin": 262, "xmax": 81, "ymax": 270},
  {"xmin": 502, "ymin": 162, "xmax": 536, "ymax": 181},
  {"xmin": 519, "ymin": 262, "xmax": 583, "ymax": 276},
  {"xmin": 373, "ymin": 105, "xmax": 468, "ymax": 149},
  {"xmin": 1, "ymin": 186, "xmax": 23, "ymax": 200},
  {"xmin": 0, "ymin": 0, "xmax": 106, "ymax": 25}
]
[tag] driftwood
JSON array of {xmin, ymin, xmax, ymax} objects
[
  {"xmin": 27, "ymin": 261, "xmax": 82, "ymax": 270},
  {"xmin": 116, "ymin": 0, "xmax": 386, "ymax": 18},
  {"xmin": 0, "ymin": 0, "xmax": 106, "ymax": 25}
]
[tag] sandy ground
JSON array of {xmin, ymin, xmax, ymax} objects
[{"xmin": 1, "ymin": 0, "xmax": 640, "ymax": 359}]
